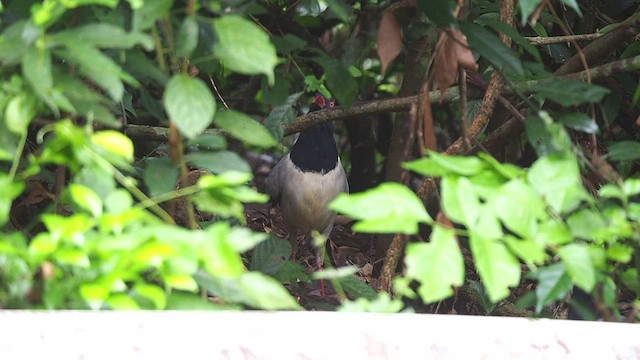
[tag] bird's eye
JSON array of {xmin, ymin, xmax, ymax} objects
[{"xmin": 329, "ymin": 101, "xmax": 335, "ymax": 108}]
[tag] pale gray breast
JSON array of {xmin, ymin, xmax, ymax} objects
[{"xmin": 267, "ymin": 155, "xmax": 348, "ymax": 236}]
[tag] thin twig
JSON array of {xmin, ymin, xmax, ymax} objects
[
  {"xmin": 525, "ymin": 33, "xmax": 603, "ymax": 46},
  {"xmin": 209, "ymin": 75, "xmax": 230, "ymax": 110}
]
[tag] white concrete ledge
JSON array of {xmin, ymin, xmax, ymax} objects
[{"xmin": 0, "ymin": 311, "xmax": 638, "ymax": 359}]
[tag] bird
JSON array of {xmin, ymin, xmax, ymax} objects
[{"xmin": 266, "ymin": 94, "xmax": 349, "ymax": 295}]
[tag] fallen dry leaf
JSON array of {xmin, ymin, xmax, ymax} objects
[
  {"xmin": 433, "ymin": 28, "xmax": 478, "ymax": 94},
  {"xmin": 377, "ymin": 9, "xmax": 402, "ymax": 76}
]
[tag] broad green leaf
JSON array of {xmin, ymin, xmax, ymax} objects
[
  {"xmin": 22, "ymin": 46, "xmax": 55, "ymax": 112},
  {"xmin": 188, "ymin": 133, "xmax": 227, "ymax": 150},
  {"xmin": 0, "ymin": 21, "xmax": 30, "ymax": 65},
  {"xmin": 459, "ymin": 22, "xmax": 524, "ymax": 76},
  {"xmin": 200, "ymin": 223, "xmax": 245, "ymax": 277},
  {"xmin": 429, "ymin": 152, "xmax": 486, "ymax": 175},
  {"xmin": 405, "ymin": 225, "xmax": 465, "ymax": 303},
  {"xmin": 555, "ymin": 112, "xmax": 598, "ymax": 133},
  {"xmin": 69, "ymin": 183, "xmax": 103, "ymax": 217},
  {"xmin": 525, "ymin": 112, "xmax": 573, "ymax": 156},
  {"xmin": 319, "ymin": 58, "xmax": 358, "ymax": 107},
  {"xmin": 518, "ymin": 0, "xmax": 542, "ymax": 25},
  {"xmin": 56, "ymin": 43, "xmax": 131, "ymax": 101},
  {"xmin": 504, "ymin": 235, "xmax": 548, "ymax": 265},
  {"xmin": 566, "ymin": 209, "xmax": 606, "ymax": 241},
  {"xmin": 339, "ymin": 293, "xmax": 403, "ymax": 312},
  {"xmin": 228, "ymin": 227, "xmax": 269, "ymax": 253},
  {"xmin": 54, "ymin": 248, "xmax": 90, "ymax": 267},
  {"xmin": 470, "ymin": 233, "xmax": 521, "ymax": 302},
  {"xmin": 236, "ymin": 272, "xmax": 301, "ymax": 310},
  {"xmin": 533, "ymin": 263, "xmax": 572, "ymax": 313},
  {"xmin": 313, "ymin": 266, "xmax": 359, "ymax": 280},
  {"xmin": 607, "ymin": 141, "xmax": 640, "ymax": 161},
  {"xmin": 557, "ymin": 243, "xmax": 595, "ymax": 292},
  {"xmin": 527, "ymin": 155, "xmax": 586, "ymax": 214},
  {"xmin": 106, "ymin": 294, "xmax": 140, "ymax": 310},
  {"xmin": 560, "ymin": 0, "xmax": 582, "ymax": 17},
  {"xmin": 530, "ymin": 80, "xmax": 610, "ymax": 107},
  {"xmin": 166, "ymin": 292, "xmax": 241, "ymax": 310},
  {"xmin": 144, "ymin": 157, "xmax": 179, "ymax": 197},
  {"xmin": 5, "ymin": 93, "xmax": 36, "ymax": 134},
  {"xmin": 212, "ymin": 15, "xmax": 278, "ymax": 84},
  {"xmin": 417, "ymin": 0, "xmax": 456, "ymax": 28},
  {"xmin": 249, "ymin": 236, "xmax": 291, "ymax": 275},
  {"xmin": 264, "ymin": 92, "xmax": 303, "ymax": 139},
  {"xmin": 41, "ymin": 213, "xmax": 94, "ymax": 244},
  {"xmin": 338, "ymin": 276, "xmax": 378, "ymax": 300},
  {"xmin": 271, "ymin": 34, "xmax": 307, "ymax": 53},
  {"xmin": 478, "ymin": 19, "xmax": 541, "ymax": 62},
  {"xmin": 441, "ymin": 177, "xmax": 481, "ymax": 227},
  {"xmin": 329, "ymin": 183, "xmax": 432, "ymax": 234},
  {"xmin": 534, "ymin": 219, "xmax": 573, "ymax": 246},
  {"xmin": 214, "ymin": 110, "xmax": 277, "ymax": 148},
  {"xmin": 134, "ymin": 283, "xmax": 167, "ymax": 310},
  {"xmin": 323, "ymin": 0, "xmax": 351, "ymax": 22},
  {"xmin": 91, "ymin": 130, "xmax": 134, "ymax": 162},
  {"xmin": 80, "ymin": 282, "xmax": 110, "ymax": 309},
  {"xmin": 186, "ymin": 151, "xmax": 251, "ymax": 174},
  {"xmin": 489, "ymin": 179, "xmax": 546, "ymax": 239},
  {"xmin": 164, "ymin": 74, "xmax": 216, "ymax": 139},
  {"xmin": 133, "ymin": 0, "xmax": 173, "ymax": 31},
  {"xmin": 623, "ymin": 179, "xmax": 640, "ymax": 197},
  {"xmin": 52, "ymin": 23, "xmax": 153, "ymax": 50},
  {"xmin": 176, "ymin": 16, "xmax": 199, "ymax": 58},
  {"xmin": 52, "ymin": 71, "xmax": 118, "ymax": 126}
]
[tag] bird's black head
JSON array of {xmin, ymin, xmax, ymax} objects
[{"xmin": 289, "ymin": 94, "xmax": 339, "ymax": 174}]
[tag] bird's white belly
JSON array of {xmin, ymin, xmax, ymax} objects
[{"xmin": 279, "ymin": 161, "xmax": 347, "ymax": 234}]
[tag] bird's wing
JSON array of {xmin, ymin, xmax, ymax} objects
[{"xmin": 265, "ymin": 155, "xmax": 288, "ymax": 204}]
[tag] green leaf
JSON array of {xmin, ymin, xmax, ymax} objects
[
  {"xmin": 214, "ymin": 110, "xmax": 277, "ymax": 148},
  {"xmin": 489, "ymin": 179, "xmax": 546, "ymax": 239},
  {"xmin": 264, "ymin": 92, "xmax": 303, "ymax": 139},
  {"xmin": 555, "ymin": 112, "xmax": 598, "ymax": 133},
  {"xmin": 56, "ymin": 43, "xmax": 131, "ymax": 101},
  {"xmin": 417, "ymin": 0, "xmax": 456, "ymax": 28},
  {"xmin": 313, "ymin": 266, "xmax": 359, "ymax": 279},
  {"xmin": 560, "ymin": 0, "xmax": 582, "ymax": 17},
  {"xmin": 527, "ymin": 155, "xmax": 587, "ymax": 214},
  {"xmin": 212, "ymin": 15, "xmax": 278, "ymax": 84},
  {"xmin": 200, "ymin": 223, "xmax": 245, "ymax": 277},
  {"xmin": 470, "ymin": 233, "xmax": 521, "ymax": 302},
  {"xmin": 249, "ymin": 237, "xmax": 291, "ymax": 275},
  {"xmin": 533, "ymin": 263, "xmax": 572, "ymax": 314},
  {"xmin": 441, "ymin": 177, "xmax": 481, "ymax": 227},
  {"xmin": 530, "ymin": 80, "xmax": 610, "ymax": 107},
  {"xmin": 405, "ymin": 225, "xmax": 465, "ymax": 303},
  {"xmin": 176, "ymin": 16, "xmax": 199, "ymax": 58},
  {"xmin": 525, "ymin": 112, "xmax": 573, "ymax": 156},
  {"xmin": 459, "ymin": 22, "xmax": 524, "ymax": 76},
  {"xmin": 534, "ymin": 219, "xmax": 573, "ymax": 246},
  {"xmin": 557, "ymin": 243, "xmax": 595, "ymax": 292},
  {"xmin": 504, "ymin": 235, "xmax": 548, "ymax": 265},
  {"xmin": 271, "ymin": 34, "xmax": 307, "ymax": 53},
  {"xmin": 607, "ymin": 141, "xmax": 640, "ymax": 161},
  {"xmin": 133, "ymin": 283, "xmax": 167, "ymax": 310},
  {"xmin": 91, "ymin": 130, "xmax": 134, "ymax": 162},
  {"xmin": 52, "ymin": 23, "xmax": 153, "ymax": 50},
  {"xmin": 479, "ymin": 19, "xmax": 541, "ymax": 62},
  {"xmin": 69, "ymin": 184, "xmax": 102, "ymax": 217},
  {"xmin": 329, "ymin": 183, "xmax": 432, "ymax": 234},
  {"xmin": 164, "ymin": 74, "xmax": 216, "ymax": 139},
  {"xmin": 166, "ymin": 292, "xmax": 240, "ymax": 310},
  {"xmin": 144, "ymin": 157, "xmax": 179, "ymax": 197},
  {"xmin": 319, "ymin": 58, "xmax": 358, "ymax": 107},
  {"xmin": 106, "ymin": 294, "xmax": 140, "ymax": 310},
  {"xmin": 338, "ymin": 276, "xmax": 378, "ymax": 300},
  {"xmin": 132, "ymin": 0, "xmax": 173, "ymax": 31},
  {"xmin": 22, "ymin": 46, "xmax": 56, "ymax": 112},
  {"xmin": 186, "ymin": 151, "xmax": 251, "ymax": 174},
  {"xmin": 5, "ymin": 93, "xmax": 36, "ymax": 134},
  {"xmin": 566, "ymin": 209, "xmax": 606, "ymax": 241},
  {"xmin": 518, "ymin": 0, "xmax": 543, "ymax": 25},
  {"xmin": 235, "ymin": 272, "xmax": 301, "ymax": 310},
  {"xmin": 188, "ymin": 133, "xmax": 227, "ymax": 150},
  {"xmin": 0, "ymin": 21, "xmax": 30, "ymax": 65},
  {"xmin": 339, "ymin": 293, "xmax": 403, "ymax": 312},
  {"xmin": 55, "ymin": 247, "xmax": 90, "ymax": 267}
]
